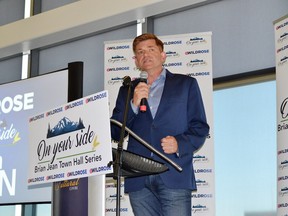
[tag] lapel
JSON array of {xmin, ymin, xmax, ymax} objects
[{"xmin": 153, "ymin": 70, "xmax": 174, "ymax": 120}]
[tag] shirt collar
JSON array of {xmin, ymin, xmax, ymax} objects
[
  {"xmin": 157, "ymin": 67, "xmax": 166, "ymax": 82},
  {"xmin": 150, "ymin": 68, "xmax": 166, "ymax": 87}
]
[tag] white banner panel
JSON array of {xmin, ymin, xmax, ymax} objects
[
  {"xmin": 274, "ymin": 14, "xmax": 288, "ymax": 215},
  {"xmin": 104, "ymin": 32, "xmax": 215, "ymax": 215},
  {"xmin": 28, "ymin": 91, "xmax": 113, "ymax": 185}
]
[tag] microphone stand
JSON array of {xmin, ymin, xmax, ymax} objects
[{"xmin": 113, "ymin": 76, "xmax": 132, "ymax": 216}]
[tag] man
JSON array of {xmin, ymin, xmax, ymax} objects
[{"xmin": 110, "ymin": 33, "xmax": 209, "ymax": 216}]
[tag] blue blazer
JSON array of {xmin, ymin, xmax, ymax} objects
[{"xmin": 111, "ymin": 70, "xmax": 209, "ymax": 192}]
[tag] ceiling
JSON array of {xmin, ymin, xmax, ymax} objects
[{"xmin": 0, "ymin": 0, "xmax": 220, "ymax": 59}]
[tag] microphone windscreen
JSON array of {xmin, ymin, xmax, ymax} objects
[
  {"xmin": 140, "ymin": 71, "xmax": 148, "ymax": 81},
  {"xmin": 122, "ymin": 76, "xmax": 131, "ymax": 86}
]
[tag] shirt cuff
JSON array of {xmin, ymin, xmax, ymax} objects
[{"xmin": 130, "ymin": 99, "xmax": 139, "ymax": 114}]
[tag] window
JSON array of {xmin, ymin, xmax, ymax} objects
[{"xmin": 214, "ymin": 80, "xmax": 277, "ymax": 216}]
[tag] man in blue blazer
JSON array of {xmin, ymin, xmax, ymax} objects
[{"xmin": 111, "ymin": 33, "xmax": 209, "ymax": 216}]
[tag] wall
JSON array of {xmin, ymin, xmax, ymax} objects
[{"xmin": 154, "ymin": 0, "xmax": 288, "ymax": 78}]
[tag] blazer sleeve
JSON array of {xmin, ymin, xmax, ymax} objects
[{"xmin": 174, "ymin": 77, "xmax": 210, "ymax": 157}]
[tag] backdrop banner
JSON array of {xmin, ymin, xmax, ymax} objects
[
  {"xmin": 274, "ymin": 14, "xmax": 288, "ymax": 216},
  {"xmin": 52, "ymin": 177, "xmax": 88, "ymax": 216},
  {"xmin": 104, "ymin": 32, "xmax": 215, "ymax": 215}
]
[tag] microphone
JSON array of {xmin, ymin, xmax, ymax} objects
[{"xmin": 139, "ymin": 71, "xmax": 148, "ymax": 112}]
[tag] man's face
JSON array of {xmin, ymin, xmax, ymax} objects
[{"xmin": 134, "ymin": 39, "xmax": 166, "ymax": 72}]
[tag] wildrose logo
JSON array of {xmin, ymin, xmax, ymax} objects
[{"xmin": 0, "ymin": 92, "xmax": 34, "ymax": 115}]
